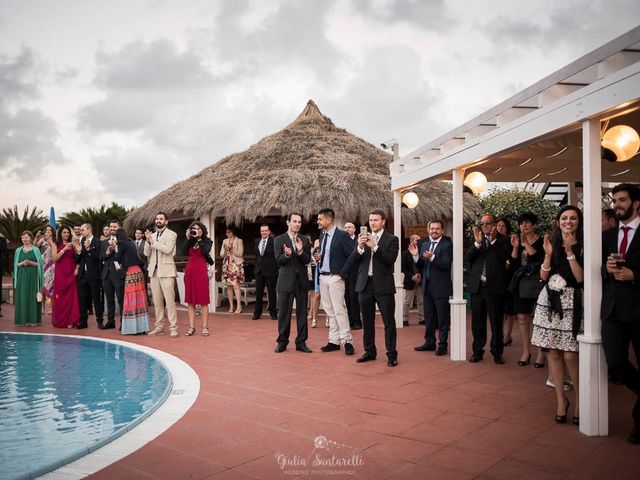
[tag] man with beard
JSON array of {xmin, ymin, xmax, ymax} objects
[
  {"xmin": 601, "ymin": 183, "xmax": 640, "ymax": 444},
  {"xmin": 76, "ymin": 223, "xmax": 103, "ymax": 329},
  {"xmin": 145, "ymin": 212, "xmax": 179, "ymax": 337},
  {"xmin": 274, "ymin": 213, "xmax": 312, "ymax": 353}
]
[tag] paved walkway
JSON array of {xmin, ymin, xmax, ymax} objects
[{"xmin": 1, "ymin": 304, "xmax": 638, "ymax": 479}]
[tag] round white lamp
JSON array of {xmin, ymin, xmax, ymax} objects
[
  {"xmin": 464, "ymin": 171, "xmax": 488, "ymax": 194},
  {"xmin": 402, "ymin": 191, "xmax": 419, "ymax": 209},
  {"xmin": 602, "ymin": 125, "xmax": 640, "ymax": 162}
]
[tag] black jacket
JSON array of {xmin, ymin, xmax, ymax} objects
[
  {"xmin": 465, "ymin": 233, "xmax": 511, "ymax": 295},
  {"xmin": 274, "ymin": 233, "xmax": 311, "ymax": 293},
  {"xmin": 76, "ymin": 237, "xmax": 102, "ymax": 281},
  {"xmin": 349, "ymin": 231, "xmax": 399, "ymax": 295},
  {"xmin": 254, "ymin": 236, "xmax": 278, "ymax": 277},
  {"xmin": 100, "ymin": 238, "xmax": 126, "ymax": 281}
]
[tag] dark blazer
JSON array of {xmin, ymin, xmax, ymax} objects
[
  {"xmin": 416, "ymin": 235, "xmax": 453, "ymax": 298},
  {"xmin": 100, "ymin": 239, "xmax": 126, "ymax": 281},
  {"xmin": 254, "ymin": 236, "xmax": 278, "ymax": 277},
  {"xmin": 274, "ymin": 233, "xmax": 311, "ymax": 292},
  {"xmin": 114, "ymin": 240, "xmax": 143, "ymax": 269},
  {"xmin": 349, "ymin": 230, "xmax": 399, "ymax": 295},
  {"xmin": 135, "ymin": 239, "xmax": 147, "ymax": 264},
  {"xmin": 76, "ymin": 237, "xmax": 102, "ymax": 281},
  {"xmin": 465, "ymin": 233, "xmax": 510, "ymax": 295},
  {"xmin": 318, "ymin": 228, "xmax": 354, "ymax": 278},
  {"xmin": 401, "ymin": 249, "xmax": 418, "ymax": 290},
  {"xmin": 601, "ymin": 226, "xmax": 640, "ymax": 322}
]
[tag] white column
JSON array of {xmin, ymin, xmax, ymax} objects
[
  {"xmin": 393, "ymin": 189, "xmax": 404, "ymax": 328},
  {"xmin": 577, "ymin": 118, "xmax": 608, "ymax": 436},
  {"xmin": 450, "ymin": 168, "xmax": 467, "ymax": 361}
]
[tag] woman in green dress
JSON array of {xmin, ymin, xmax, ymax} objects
[{"xmin": 13, "ymin": 230, "xmax": 44, "ymax": 326}]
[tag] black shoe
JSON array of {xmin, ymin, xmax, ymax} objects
[
  {"xmin": 270, "ymin": 315, "xmax": 278, "ymax": 320},
  {"xmin": 534, "ymin": 362, "xmax": 546, "ymax": 369},
  {"xmin": 494, "ymin": 356, "xmax": 506, "ymax": 365},
  {"xmin": 418, "ymin": 320, "xmax": 425, "ymax": 325},
  {"xmin": 76, "ymin": 323, "xmax": 88, "ymax": 330},
  {"xmin": 356, "ymin": 353, "xmax": 376, "ymax": 363},
  {"xmin": 387, "ymin": 358, "xmax": 398, "ymax": 367},
  {"xmin": 274, "ymin": 344, "xmax": 287, "ymax": 353},
  {"xmin": 627, "ymin": 422, "xmax": 640, "ymax": 444},
  {"xmin": 351, "ymin": 323, "xmax": 362, "ymax": 330},
  {"xmin": 469, "ymin": 353, "xmax": 483, "ymax": 363},
  {"xmin": 556, "ymin": 397, "xmax": 569, "ymax": 424},
  {"xmin": 435, "ymin": 347, "xmax": 447, "ymax": 356},
  {"xmin": 251, "ymin": 315, "xmax": 260, "ymax": 320},
  {"xmin": 403, "ymin": 320, "xmax": 409, "ymax": 327},
  {"xmin": 320, "ymin": 342, "xmax": 341, "ymax": 352},
  {"xmin": 102, "ymin": 321, "xmax": 116, "ymax": 330},
  {"xmin": 97, "ymin": 321, "xmax": 104, "ymax": 329},
  {"xmin": 415, "ymin": 343, "xmax": 436, "ymax": 352},
  {"xmin": 296, "ymin": 343, "xmax": 312, "ymax": 353},
  {"xmin": 517, "ymin": 354, "xmax": 531, "ymax": 366},
  {"xmin": 344, "ymin": 343, "xmax": 355, "ymax": 355}
]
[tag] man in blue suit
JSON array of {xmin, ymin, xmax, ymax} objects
[
  {"xmin": 409, "ymin": 220, "xmax": 453, "ymax": 356},
  {"xmin": 316, "ymin": 208, "xmax": 356, "ymax": 355}
]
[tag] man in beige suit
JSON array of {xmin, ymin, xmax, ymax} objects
[{"xmin": 144, "ymin": 212, "xmax": 179, "ymax": 337}]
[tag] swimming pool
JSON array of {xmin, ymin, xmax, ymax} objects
[{"xmin": 0, "ymin": 333, "xmax": 172, "ymax": 480}]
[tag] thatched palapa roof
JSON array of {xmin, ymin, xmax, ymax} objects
[{"xmin": 125, "ymin": 100, "xmax": 480, "ymax": 228}]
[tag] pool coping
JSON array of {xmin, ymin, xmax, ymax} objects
[{"xmin": 2, "ymin": 332, "xmax": 200, "ymax": 480}]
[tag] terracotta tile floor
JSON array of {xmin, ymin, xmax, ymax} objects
[{"xmin": 2, "ymin": 303, "xmax": 639, "ymax": 479}]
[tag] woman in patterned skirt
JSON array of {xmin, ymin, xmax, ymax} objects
[
  {"xmin": 221, "ymin": 226, "xmax": 245, "ymax": 314},
  {"xmin": 113, "ymin": 228, "xmax": 149, "ymax": 335},
  {"xmin": 35, "ymin": 225, "xmax": 56, "ymax": 314},
  {"xmin": 532, "ymin": 205, "xmax": 583, "ymax": 425}
]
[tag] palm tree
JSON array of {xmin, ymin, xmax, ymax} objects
[
  {"xmin": 58, "ymin": 202, "xmax": 133, "ymax": 236},
  {"xmin": 0, "ymin": 205, "xmax": 49, "ymax": 246}
]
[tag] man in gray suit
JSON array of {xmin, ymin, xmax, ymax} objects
[{"xmin": 274, "ymin": 212, "xmax": 312, "ymax": 353}]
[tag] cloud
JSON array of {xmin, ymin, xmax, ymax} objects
[
  {"xmin": 0, "ymin": 46, "xmax": 39, "ymax": 100},
  {"xmin": 352, "ymin": 0, "xmax": 449, "ymax": 28}
]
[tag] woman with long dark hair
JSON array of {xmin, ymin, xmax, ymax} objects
[
  {"xmin": 184, "ymin": 221, "xmax": 213, "ymax": 336},
  {"xmin": 51, "ymin": 225, "xmax": 80, "ymax": 328},
  {"xmin": 497, "ymin": 218, "xmax": 516, "ymax": 346},
  {"xmin": 113, "ymin": 228, "xmax": 149, "ymax": 334},
  {"xmin": 35, "ymin": 225, "xmax": 56, "ymax": 313},
  {"xmin": 532, "ymin": 205, "xmax": 583, "ymax": 425}
]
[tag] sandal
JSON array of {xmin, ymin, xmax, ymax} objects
[
  {"xmin": 202, "ymin": 327, "xmax": 210, "ymax": 337},
  {"xmin": 185, "ymin": 327, "xmax": 196, "ymax": 336}
]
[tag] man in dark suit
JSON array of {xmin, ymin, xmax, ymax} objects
[
  {"xmin": 466, "ymin": 213, "xmax": 511, "ymax": 364},
  {"xmin": 99, "ymin": 220, "xmax": 126, "ymax": 330},
  {"xmin": 253, "ymin": 224, "xmax": 278, "ymax": 320},
  {"xmin": 315, "ymin": 208, "xmax": 356, "ymax": 355},
  {"xmin": 402, "ymin": 234, "xmax": 423, "ymax": 327},
  {"xmin": 349, "ymin": 209, "xmax": 400, "ymax": 367},
  {"xmin": 410, "ymin": 220, "xmax": 453, "ymax": 356},
  {"xmin": 344, "ymin": 222, "xmax": 362, "ymax": 330},
  {"xmin": 601, "ymin": 183, "xmax": 640, "ymax": 444},
  {"xmin": 76, "ymin": 223, "xmax": 104, "ymax": 329},
  {"xmin": 274, "ymin": 213, "xmax": 312, "ymax": 353}
]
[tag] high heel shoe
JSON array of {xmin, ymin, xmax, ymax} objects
[
  {"xmin": 572, "ymin": 416, "xmax": 579, "ymax": 425},
  {"xmin": 517, "ymin": 354, "xmax": 531, "ymax": 366},
  {"xmin": 556, "ymin": 397, "xmax": 570, "ymax": 424},
  {"xmin": 504, "ymin": 339, "xmax": 513, "ymax": 346},
  {"xmin": 235, "ymin": 306, "xmax": 242, "ymax": 314},
  {"xmin": 533, "ymin": 362, "xmax": 546, "ymax": 368},
  {"xmin": 311, "ymin": 317, "xmax": 317, "ymax": 328}
]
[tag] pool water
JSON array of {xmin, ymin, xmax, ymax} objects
[{"xmin": 0, "ymin": 333, "xmax": 172, "ymax": 480}]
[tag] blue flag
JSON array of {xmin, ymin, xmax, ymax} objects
[{"xmin": 49, "ymin": 207, "xmax": 56, "ymax": 228}]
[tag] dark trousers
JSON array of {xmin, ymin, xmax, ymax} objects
[
  {"xmin": 276, "ymin": 284, "xmax": 308, "ymax": 347},
  {"xmin": 102, "ymin": 275, "xmax": 125, "ymax": 323},
  {"xmin": 423, "ymin": 287, "xmax": 451, "ymax": 348},
  {"xmin": 254, "ymin": 274, "xmax": 277, "ymax": 318},
  {"xmin": 359, "ymin": 278, "xmax": 397, "ymax": 360},
  {"xmin": 471, "ymin": 284, "xmax": 504, "ymax": 357},
  {"xmin": 346, "ymin": 274, "xmax": 361, "ymax": 327},
  {"xmin": 78, "ymin": 278, "xmax": 103, "ymax": 326},
  {"xmin": 602, "ymin": 313, "xmax": 640, "ymax": 421}
]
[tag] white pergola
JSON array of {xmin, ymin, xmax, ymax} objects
[{"xmin": 391, "ymin": 26, "xmax": 640, "ymax": 437}]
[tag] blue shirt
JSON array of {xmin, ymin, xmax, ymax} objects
[{"xmin": 319, "ymin": 225, "xmax": 336, "ymax": 274}]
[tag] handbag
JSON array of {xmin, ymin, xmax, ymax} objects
[{"xmin": 519, "ymin": 272, "xmax": 544, "ymax": 300}]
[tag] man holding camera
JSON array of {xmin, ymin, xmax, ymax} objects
[
  {"xmin": 145, "ymin": 212, "xmax": 179, "ymax": 337},
  {"xmin": 315, "ymin": 208, "xmax": 355, "ymax": 355},
  {"xmin": 100, "ymin": 220, "xmax": 126, "ymax": 330}
]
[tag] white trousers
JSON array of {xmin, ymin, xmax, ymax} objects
[
  {"xmin": 150, "ymin": 276, "xmax": 178, "ymax": 332},
  {"xmin": 320, "ymin": 274, "xmax": 352, "ymax": 345},
  {"xmin": 403, "ymin": 285, "xmax": 424, "ymax": 322}
]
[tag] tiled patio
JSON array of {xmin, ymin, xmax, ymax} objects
[{"xmin": 2, "ymin": 303, "xmax": 638, "ymax": 479}]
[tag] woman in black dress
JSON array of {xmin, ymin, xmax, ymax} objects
[{"xmin": 510, "ymin": 213, "xmax": 545, "ymax": 366}]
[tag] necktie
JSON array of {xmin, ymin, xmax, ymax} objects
[
  {"xmin": 481, "ymin": 236, "xmax": 489, "ymax": 281},
  {"xmin": 156, "ymin": 232, "xmax": 160, "ymax": 266},
  {"xmin": 319, "ymin": 232, "xmax": 328, "ymax": 269},
  {"xmin": 426, "ymin": 241, "xmax": 435, "ymax": 280},
  {"xmin": 259, "ymin": 238, "xmax": 266, "ymax": 256},
  {"xmin": 620, "ymin": 226, "xmax": 630, "ymax": 257},
  {"xmin": 368, "ymin": 233, "xmax": 379, "ymax": 276},
  {"xmin": 291, "ymin": 236, "xmax": 297, "ymax": 255}
]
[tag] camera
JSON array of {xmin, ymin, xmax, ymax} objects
[
  {"xmin": 189, "ymin": 228, "xmax": 197, "ymax": 237},
  {"xmin": 380, "ymin": 138, "xmax": 398, "ymax": 150},
  {"xmin": 313, "ymin": 246, "xmax": 321, "ymax": 255}
]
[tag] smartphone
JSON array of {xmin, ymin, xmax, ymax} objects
[{"xmin": 360, "ymin": 226, "xmax": 368, "ymax": 236}]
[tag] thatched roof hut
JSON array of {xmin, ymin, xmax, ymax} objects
[{"xmin": 125, "ymin": 100, "xmax": 480, "ymax": 229}]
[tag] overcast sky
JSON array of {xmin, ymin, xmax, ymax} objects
[{"xmin": 1, "ymin": 0, "xmax": 639, "ymax": 215}]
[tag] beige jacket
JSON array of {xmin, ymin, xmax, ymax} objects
[
  {"xmin": 220, "ymin": 237, "xmax": 244, "ymax": 265},
  {"xmin": 144, "ymin": 228, "xmax": 177, "ymax": 277}
]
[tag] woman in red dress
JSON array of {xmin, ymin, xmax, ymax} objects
[
  {"xmin": 51, "ymin": 225, "xmax": 81, "ymax": 328},
  {"xmin": 183, "ymin": 221, "xmax": 213, "ymax": 337}
]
